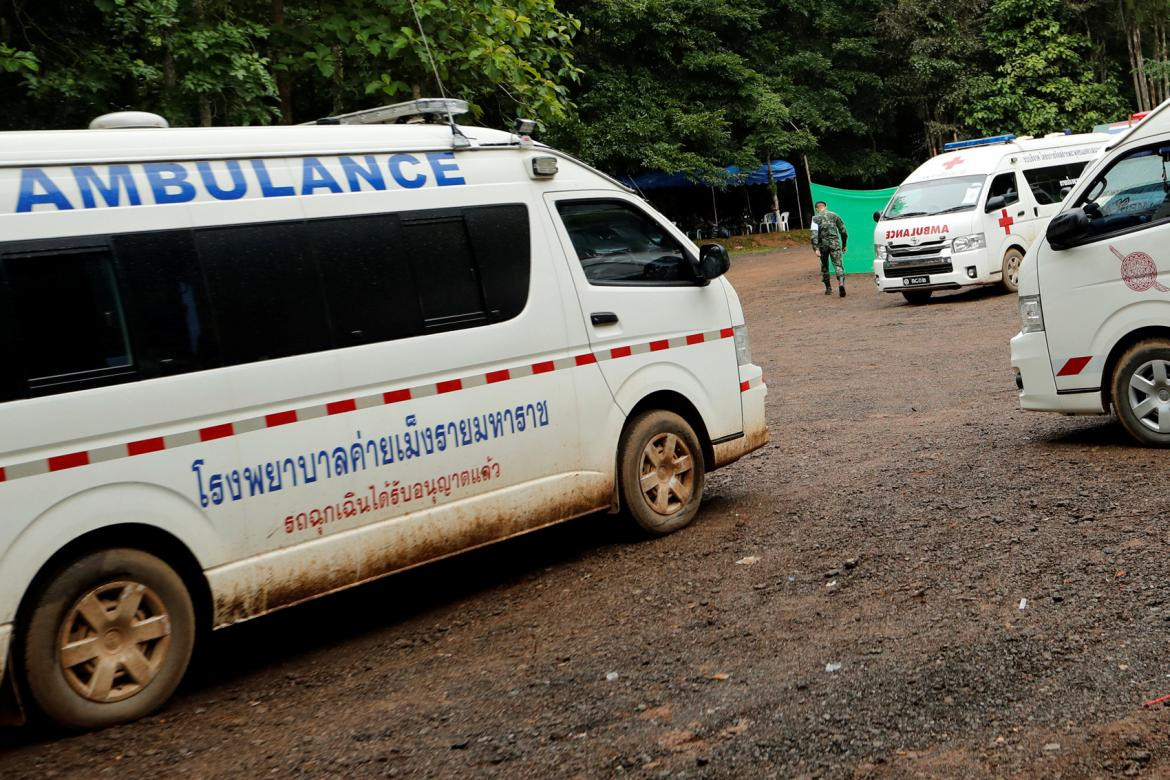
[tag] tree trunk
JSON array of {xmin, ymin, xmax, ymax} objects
[
  {"xmin": 192, "ymin": 0, "xmax": 213, "ymax": 126},
  {"xmin": 271, "ymin": 0, "xmax": 293, "ymax": 124}
]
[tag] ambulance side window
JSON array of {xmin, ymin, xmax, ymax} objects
[
  {"xmin": 1023, "ymin": 162, "xmax": 1089, "ymax": 205},
  {"xmin": 556, "ymin": 200, "xmax": 693, "ymax": 286},
  {"xmin": 1080, "ymin": 145, "xmax": 1170, "ymax": 237},
  {"xmin": 985, "ymin": 172, "xmax": 1020, "ymax": 210},
  {"xmin": 1, "ymin": 241, "xmax": 136, "ymax": 396}
]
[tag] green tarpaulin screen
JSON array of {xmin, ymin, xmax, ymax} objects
[{"xmin": 809, "ymin": 182, "xmax": 898, "ymax": 274}]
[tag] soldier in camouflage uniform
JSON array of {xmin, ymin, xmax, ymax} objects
[{"xmin": 811, "ymin": 200, "xmax": 848, "ymax": 297}]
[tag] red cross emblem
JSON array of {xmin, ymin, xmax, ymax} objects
[
  {"xmin": 998, "ymin": 209, "xmax": 1014, "ymax": 235},
  {"xmin": 943, "ymin": 156, "xmax": 964, "ymax": 170}
]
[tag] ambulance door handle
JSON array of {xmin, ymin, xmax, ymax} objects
[
  {"xmin": 1034, "ymin": 207, "xmax": 1040, "ymax": 217},
  {"xmin": 590, "ymin": 312, "xmax": 619, "ymax": 326},
  {"xmin": 1017, "ymin": 209, "xmax": 1025, "ymax": 217}
]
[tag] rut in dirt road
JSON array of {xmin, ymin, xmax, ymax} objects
[{"xmin": 3, "ymin": 247, "xmax": 1170, "ymax": 779}]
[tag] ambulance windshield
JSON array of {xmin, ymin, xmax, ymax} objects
[{"xmin": 883, "ymin": 175, "xmax": 987, "ymax": 220}]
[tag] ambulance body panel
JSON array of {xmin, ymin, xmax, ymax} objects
[
  {"xmin": 874, "ymin": 134, "xmax": 1109, "ymax": 298},
  {"xmin": 0, "ymin": 107, "xmax": 768, "ymax": 727},
  {"xmin": 1011, "ymin": 100, "xmax": 1170, "ymax": 443}
]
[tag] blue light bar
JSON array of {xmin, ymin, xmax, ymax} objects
[{"xmin": 943, "ymin": 134, "xmax": 1017, "ymax": 152}]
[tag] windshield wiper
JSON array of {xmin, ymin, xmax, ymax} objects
[
  {"xmin": 885, "ymin": 211, "xmax": 930, "ymax": 220},
  {"xmin": 931, "ymin": 204, "xmax": 977, "ymax": 215}
]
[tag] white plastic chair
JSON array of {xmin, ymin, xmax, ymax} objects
[
  {"xmin": 779, "ymin": 211, "xmax": 790, "ymax": 231},
  {"xmin": 759, "ymin": 212, "xmax": 779, "ymax": 233}
]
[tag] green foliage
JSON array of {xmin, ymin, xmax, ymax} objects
[
  {"xmin": 0, "ymin": 44, "xmax": 37, "ymax": 74},
  {"xmin": 0, "ymin": 0, "xmax": 1159, "ymax": 186},
  {"xmin": 957, "ymin": 0, "xmax": 1128, "ymax": 135}
]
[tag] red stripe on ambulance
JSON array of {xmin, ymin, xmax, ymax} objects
[
  {"xmin": 326, "ymin": 399, "xmax": 357, "ymax": 415},
  {"xmin": 127, "ymin": 437, "xmax": 166, "ymax": 456},
  {"xmin": 48, "ymin": 451, "xmax": 90, "ymax": 471},
  {"xmin": 199, "ymin": 423, "xmax": 235, "ymax": 442},
  {"xmin": 1, "ymin": 331, "xmax": 758, "ymax": 484},
  {"xmin": 383, "ymin": 388, "xmax": 412, "ymax": 404},
  {"xmin": 1057, "ymin": 356, "xmax": 1092, "ymax": 377},
  {"xmin": 265, "ymin": 410, "xmax": 298, "ymax": 427}
]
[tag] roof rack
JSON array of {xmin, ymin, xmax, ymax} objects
[
  {"xmin": 306, "ymin": 98, "xmax": 469, "ymax": 126},
  {"xmin": 942, "ymin": 134, "xmax": 1016, "ymax": 152}
]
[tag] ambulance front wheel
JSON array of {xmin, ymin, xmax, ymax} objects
[
  {"xmin": 21, "ymin": 548, "xmax": 196, "ymax": 729},
  {"xmin": 1111, "ymin": 339, "xmax": 1170, "ymax": 447},
  {"xmin": 618, "ymin": 410, "xmax": 706, "ymax": 535},
  {"xmin": 902, "ymin": 290, "xmax": 932, "ymax": 305},
  {"xmin": 1001, "ymin": 248, "xmax": 1024, "ymax": 293}
]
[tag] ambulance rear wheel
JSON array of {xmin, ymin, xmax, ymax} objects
[
  {"xmin": 619, "ymin": 411, "xmax": 706, "ymax": 535},
  {"xmin": 901, "ymin": 290, "xmax": 932, "ymax": 305},
  {"xmin": 1001, "ymin": 248, "xmax": 1024, "ymax": 293},
  {"xmin": 1111, "ymin": 339, "xmax": 1170, "ymax": 447},
  {"xmin": 21, "ymin": 548, "xmax": 195, "ymax": 729}
]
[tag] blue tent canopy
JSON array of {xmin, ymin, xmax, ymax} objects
[{"xmin": 621, "ymin": 160, "xmax": 796, "ymax": 190}]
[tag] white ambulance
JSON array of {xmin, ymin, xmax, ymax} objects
[
  {"xmin": 873, "ymin": 132, "xmax": 1109, "ymax": 304},
  {"xmin": 1011, "ymin": 100, "xmax": 1170, "ymax": 446},
  {"xmin": 0, "ymin": 100, "xmax": 768, "ymax": 728}
]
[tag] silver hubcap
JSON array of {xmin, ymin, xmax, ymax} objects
[
  {"xmin": 1006, "ymin": 254, "xmax": 1021, "ymax": 287},
  {"xmin": 1128, "ymin": 359, "xmax": 1170, "ymax": 433},
  {"xmin": 639, "ymin": 433, "xmax": 694, "ymax": 515},
  {"xmin": 58, "ymin": 581, "xmax": 172, "ymax": 703}
]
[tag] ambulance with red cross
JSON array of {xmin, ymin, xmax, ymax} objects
[
  {"xmin": 873, "ymin": 132, "xmax": 1109, "ymax": 304},
  {"xmin": 0, "ymin": 99, "xmax": 768, "ymax": 728},
  {"xmin": 1011, "ymin": 99, "xmax": 1170, "ymax": 446}
]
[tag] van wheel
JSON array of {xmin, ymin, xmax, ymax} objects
[
  {"xmin": 619, "ymin": 411, "xmax": 706, "ymax": 535},
  {"xmin": 901, "ymin": 290, "xmax": 932, "ymax": 305},
  {"xmin": 1111, "ymin": 339, "xmax": 1170, "ymax": 447},
  {"xmin": 21, "ymin": 548, "xmax": 195, "ymax": 729},
  {"xmin": 1001, "ymin": 248, "xmax": 1024, "ymax": 293}
]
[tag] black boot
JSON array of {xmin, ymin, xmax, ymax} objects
[
  {"xmin": 839, "ymin": 284, "xmax": 846, "ymax": 298},
  {"xmin": 838, "ymin": 277, "xmax": 846, "ymax": 297},
  {"xmin": 824, "ymin": 281, "xmax": 832, "ymax": 295}
]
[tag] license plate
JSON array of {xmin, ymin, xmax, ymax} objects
[{"xmin": 902, "ymin": 276, "xmax": 930, "ymax": 286}]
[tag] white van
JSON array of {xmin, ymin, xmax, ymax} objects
[
  {"xmin": 1011, "ymin": 101, "xmax": 1170, "ymax": 446},
  {"xmin": 873, "ymin": 132, "xmax": 1109, "ymax": 303},
  {"xmin": 0, "ymin": 100, "xmax": 768, "ymax": 728}
]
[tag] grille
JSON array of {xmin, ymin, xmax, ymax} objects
[
  {"xmin": 884, "ymin": 261, "xmax": 953, "ymax": 278},
  {"xmin": 889, "ymin": 241, "xmax": 947, "ymax": 258}
]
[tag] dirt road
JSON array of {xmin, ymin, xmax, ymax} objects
[{"xmin": 4, "ymin": 247, "xmax": 1170, "ymax": 778}]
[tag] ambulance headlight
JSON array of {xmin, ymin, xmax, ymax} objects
[
  {"xmin": 1019, "ymin": 295, "xmax": 1044, "ymax": 333},
  {"xmin": 734, "ymin": 324, "xmax": 753, "ymax": 366},
  {"xmin": 875, "ymin": 244, "xmax": 888, "ymax": 261},
  {"xmin": 951, "ymin": 233, "xmax": 987, "ymax": 253}
]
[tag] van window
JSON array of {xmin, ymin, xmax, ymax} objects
[
  {"xmin": 557, "ymin": 200, "xmax": 693, "ymax": 285},
  {"xmin": 986, "ymin": 172, "xmax": 1020, "ymax": 207},
  {"xmin": 1023, "ymin": 162, "xmax": 1090, "ymax": 205},
  {"xmin": 1080, "ymin": 145, "xmax": 1170, "ymax": 238},
  {"xmin": 0, "ymin": 203, "xmax": 531, "ymax": 400},
  {"xmin": 115, "ymin": 230, "xmax": 217, "ymax": 377},
  {"xmin": 2, "ymin": 242, "xmax": 135, "ymax": 395},
  {"xmin": 197, "ymin": 222, "xmax": 334, "ymax": 366}
]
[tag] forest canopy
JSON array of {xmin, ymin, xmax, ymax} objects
[{"xmin": 1, "ymin": 0, "xmax": 1166, "ymax": 185}]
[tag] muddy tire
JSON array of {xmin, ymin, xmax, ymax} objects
[
  {"xmin": 1112, "ymin": 339, "xmax": 1170, "ymax": 447},
  {"xmin": 902, "ymin": 290, "xmax": 932, "ymax": 305},
  {"xmin": 618, "ymin": 410, "xmax": 706, "ymax": 535},
  {"xmin": 21, "ymin": 548, "xmax": 195, "ymax": 730},
  {"xmin": 1001, "ymin": 248, "xmax": 1024, "ymax": 293}
]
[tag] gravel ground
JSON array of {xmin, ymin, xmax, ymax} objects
[{"xmin": 3, "ymin": 246, "xmax": 1170, "ymax": 778}]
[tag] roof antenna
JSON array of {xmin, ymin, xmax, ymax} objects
[{"xmin": 408, "ymin": 0, "xmax": 470, "ymax": 148}]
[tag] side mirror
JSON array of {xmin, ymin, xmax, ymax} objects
[
  {"xmin": 1046, "ymin": 209, "xmax": 1089, "ymax": 251},
  {"xmin": 985, "ymin": 195, "xmax": 1006, "ymax": 213},
  {"xmin": 1059, "ymin": 185, "xmax": 1073, "ymax": 200},
  {"xmin": 697, "ymin": 243, "xmax": 731, "ymax": 280},
  {"xmin": 872, "ymin": 210, "xmax": 882, "ymax": 223}
]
